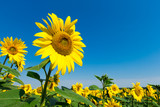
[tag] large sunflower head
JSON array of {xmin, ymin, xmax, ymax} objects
[
  {"xmin": 33, "ymin": 13, "xmax": 86, "ymax": 75},
  {"xmin": 0, "ymin": 37, "xmax": 27, "ymax": 63}
]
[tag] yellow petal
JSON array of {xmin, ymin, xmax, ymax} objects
[
  {"xmin": 49, "ymin": 50, "xmax": 57, "ymax": 64},
  {"xmin": 72, "ymin": 35, "xmax": 83, "ymax": 41},
  {"xmin": 57, "ymin": 55, "xmax": 63, "ymax": 71},
  {"xmin": 70, "ymin": 51, "xmax": 82, "ymax": 66},
  {"xmin": 64, "ymin": 16, "xmax": 71, "ymax": 29},
  {"xmin": 65, "ymin": 19, "xmax": 78, "ymax": 32},
  {"xmin": 73, "ymin": 41, "xmax": 86, "ymax": 47},
  {"xmin": 48, "ymin": 13, "xmax": 60, "ymax": 32},
  {"xmin": 35, "ymin": 22, "xmax": 51, "ymax": 34},
  {"xmin": 34, "ymin": 32, "xmax": 52, "ymax": 40},
  {"xmin": 73, "ymin": 48, "xmax": 84, "ymax": 59},
  {"xmin": 33, "ymin": 38, "xmax": 52, "ymax": 47},
  {"xmin": 66, "ymin": 56, "xmax": 72, "ymax": 73},
  {"xmin": 42, "ymin": 19, "xmax": 55, "ymax": 34},
  {"xmin": 73, "ymin": 45, "xmax": 84, "ymax": 52},
  {"xmin": 59, "ymin": 18, "xmax": 64, "ymax": 31},
  {"xmin": 41, "ymin": 45, "xmax": 53, "ymax": 59},
  {"xmin": 35, "ymin": 45, "xmax": 51, "ymax": 56}
]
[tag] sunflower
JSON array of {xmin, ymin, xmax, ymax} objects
[
  {"xmin": 0, "ymin": 37, "xmax": 27, "ymax": 62},
  {"xmin": 20, "ymin": 84, "xmax": 32, "ymax": 94},
  {"xmin": 33, "ymin": 13, "xmax": 86, "ymax": 75},
  {"xmin": 131, "ymin": 82, "xmax": 144, "ymax": 102},
  {"xmin": 2, "ymin": 73, "xmax": 15, "ymax": 80},
  {"xmin": 82, "ymin": 87, "xmax": 91, "ymax": 98},
  {"xmin": 105, "ymin": 99, "xmax": 122, "ymax": 107},
  {"xmin": 110, "ymin": 84, "xmax": 120, "ymax": 94},
  {"xmin": 146, "ymin": 85, "xmax": 156, "ymax": 97},
  {"xmin": 16, "ymin": 57, "xmax": 26, "ymax": 72},
  {"xmin": 72, "ymin": 82, "xmax": 83, "ymax": 95}
]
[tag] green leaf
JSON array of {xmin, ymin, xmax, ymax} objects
[
  {"xmin": 95, "ymin": 75, "xmax": 102, "ymax": 81},
  {"xmin": 12, "ymin": 78, "xmax": 24, "ymax": 85},
  {"xmin": 0, "ymin": 89, "xmax": 30, "ymax": 107},
  {"xmin": 0, "ymin": 63, "xmax": 20, "ymax": 77},
  {"xmin": 25, "ymin": 95, "xmax": 41, "ymax": 107},
  {"xmin": 0, "ymin": 81, "xmax": 18, "ymax": 90},
  {"xmin": 25, "ymin": 58, "xmax": 50, "ymax": 71},
  {"xmin": 55, "ymin": 102, "xmax": 69, "ymax": 106},
  {"xmin": 6, "ymin": 78, "xmax": 24, "ymax": 85},
  {"xmin": 113, "ymin": 96, "xmax": 129, "ymax": 103},
  {"xmin": 151, "ymin": 101, "xmax": 159, "ymax": 107},
  {"xmin": 55, "ymin": 87, "xmax": 96, "ymax": 107},
  {"xmin": 89, "ymin": 85, "xmax": 100, "ymax": 90},
  {"xmin": 27, "ymin": 71, "xmax": 41, "ymax": 82}
]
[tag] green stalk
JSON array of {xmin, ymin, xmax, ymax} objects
[
  {"xmin": 40, "ymin": 68, "xmax": 52, "ymax": 106},
  {"xmin": 101, "ymin": 81, "xmax": 105, "ymax": 107},
  {"xmin": 147, "ymin": 97, "xmax": 149, "ymax": 107},
  {"xmin": 42, "ymin": 66, "xmax": 47, "ymax": 77},
  {"xmin": 132, "ymin": 96, "xmax": 134, "ymax": 107},
  {"xmin": 157, "ymin": 89, "xmax": 159, "ymax": 105},
  {"xmin": 10, "ymin": 63, "xmax": 14, "ymax": 68},
  {"xmin": 0, "ymin": 55, "xmax": 8, "ymax": 73}
]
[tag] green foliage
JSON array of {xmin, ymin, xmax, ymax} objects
[
  {"xmin": 55, "ymin": 87, "xmax": 96, "ymax": 107},
  {"xmin": 0, "ymin": 80, "xmax": 17, "ymax": 90},
  {"xmin": 0, "ymin": 63, "xmax": 20, "ymax": 77},
  {"xmin": 25, "ymin": 95, "xmax": 41, "ymax": 107},
  {"xmin": 27, "ymin": 71, "xmax": 41, "ymax": 82},
  {"xmin": 112, "ymin": 96, "xmax": 129, "ymax": 103},
  {"xmin": 6, "ymin": 77, "xmax": 24, "ymax": 85},
  {"xmin": 95, "ymin": 74, "xmax": 114, "ymax": 87},
  {"xmin": 25, "ymin": 58, "xmax": 50, "ymax": 71},
  {"xmin": 95, "ymin": 75, "xmax": 102, "ymax": 81},
  {"xmin": 89, "ymin": 85, "xmax": 100, "ymax": 90},
  {"xmin": 0, "ymin": 89, "xmax": 30, "ymax": 107},
  {"xmin": 149, "ymin": 84, "xmax": 160, "ymax": 91}
]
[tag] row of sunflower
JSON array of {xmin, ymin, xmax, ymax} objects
[
  {"xmin": 0, "ymin": 13, "xmax": 159, "ymax": 107},
  {"xmin": 0, "ymin": 72, "xmax": 159, "ymax": 107}
]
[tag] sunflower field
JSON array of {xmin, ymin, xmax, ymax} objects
[{"xmin": 0, "ymin": 13, "xmax": 160, "ymax": 107}]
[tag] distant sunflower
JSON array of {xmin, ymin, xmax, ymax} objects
[
  {"xmin": 146, "ymin": 85, "xmax": 156, "ymax": 97},
  {"xmin": 106, "ymin": 99, "xmax": 122, "ymax": 107},
  {"xmin": 131, "ymin": 82, "xmax": 144, "ymax": 102},
  {"xmin": 0, "ymin": 37, "xmax": 27, "ymax": 63},
  {"xmin": 16, "ymin": 57, "xmax": 26, "ymax": 72},
  {"xmin": 2, "ymin": 73, "xmax": 15, "ymax": 80},
  {"xmin": 33, "ymin": 13, "xmax": 86, "ymax": 75},
  {"xmin": 110, "ymin": 84, "xmax": 120, "ymax": 94}
]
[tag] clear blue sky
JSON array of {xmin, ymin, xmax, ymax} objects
[{"xmin": 0, "ymin": 0, "xmax": 160, "ymax": 88}]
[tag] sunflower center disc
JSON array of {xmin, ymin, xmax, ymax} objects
[
  {"xmin": 135, "ymin": 89, "xmax": 141, "ymax": 96},
  {"xmin": 8, "ymin": 46, "xmax": 18, "ymax": 55},
  {"xmin": 112, "ymin": 87, "xmax": 116, "ymax": 91},
  {"xmin": 52, "ymin": 32, "xmax": 73, "ymax": 56}
]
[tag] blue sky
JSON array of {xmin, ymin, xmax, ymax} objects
[{"xmin": 0, "ymin": 0, "xmax": 160, "ymax": 88}]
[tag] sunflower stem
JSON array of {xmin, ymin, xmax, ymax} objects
[
  {"xmin": 40, "ymin": 68, "xmax": 52, "ymax": 106},
  {"xmin": 0, "ymin": 55, "xmax": 8, "ymax": 73},
  {"xmin": 43, "ymin": 66, "xmax": 47, "ymax": 77},
  {"xmin": 157, "ymin": 89, "xmax": 159, "ymax": 105},
  {"xmin": 10, "ymin": 63, "xmax": 14, "ymax": 68},
  {"xmin": 131, "ymin": 96, "xmax": 134, "ymax": 107}
]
